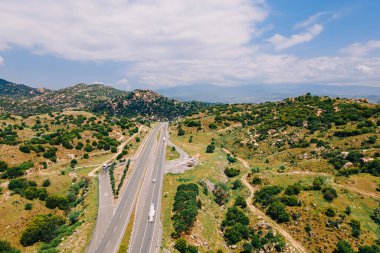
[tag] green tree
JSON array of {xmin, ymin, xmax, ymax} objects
[
  {"xmin": 333, "ymin": 240, "xmax": 355, "ymax": 253},
  {"xmin": 322, "ymin": 187, "xmax": 338, "ymax": 202},
  {"xmin": 266, "ymin": 201, "xmax": 290, "ymax": 223},
  {"xmin": 174, "ymin": 238, "xmax": 187, "ymax": 253}
]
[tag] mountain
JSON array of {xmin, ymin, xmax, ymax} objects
[
  {"xmin": 0, "ymin": 78, "xmax": 49, "ymax": 98},
  {"xmin": 157, "ymin": 83, "xmax": 380, "ymax": 103},
  {"xmin": 0, "ymin": 79, "xmax": 206, "ymax": 120}
]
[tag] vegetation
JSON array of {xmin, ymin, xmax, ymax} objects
[{"xmin": 172, "ymin": 184, "xmax": 200, "ymax": 237}]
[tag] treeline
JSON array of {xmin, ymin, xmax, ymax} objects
[{"xmin": 172, "ymin": 183, "xmax": 200, "ymax": 237}]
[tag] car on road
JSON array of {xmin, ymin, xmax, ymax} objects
[
  {"xmin": 102, "ymin": 163, "xmax": 108, "ymax": 170},
  {"xmin": 152, "ymin": 178, "xmax": 156, "ymax": 183}
]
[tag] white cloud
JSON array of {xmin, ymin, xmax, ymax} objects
[
  {"xmin": 293, "ymin": 12, "xmax": 327, "ymax": 29},
  {"xmin": 341, "ymin": 40, "xmax": 380, "ymax": 57},
  {"xmin": 0, "ymin": 1, "xmax": 380, "ymax": 88},
  {"xmin": 268, "ymin": 24, "xmax": 323, "ymax": 51}
]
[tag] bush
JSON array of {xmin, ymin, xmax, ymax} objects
[
  {"xmin": 349, "ymin": 219, "xmax": 361, "ymax": 238},
  {"xmin": 313, "ymin": 176, "xmax": 325, "ymax": 190},
  {"xmin": 206, "ymin": 144, "xmax": 215, "ymax": 153},
  {"xmin": 371, "ymin": 207, "xmax": 380, "ymax": 224},
  {"xmin": 0, "ymin": 240, "xmax": 20, "ymax": 253},
  {"xmin": 174, "ymin": 238, "xmax": 187, "ymax": 253},
  {"xmin": 224, "ymin": 167, "xmax": 240, "ymax": 177},
  {"xmin": 322, "ymin": 187, "xmax": 338, "ymax": 202},
  {"xmin": 83, "ymin": 153, "xmax": 89, "ymax": 159},
  {"xmin": 213, "ymin": 183, "xmax": 229, "ymax": 206},
  {"xmin": 24, "ymin": 203, "xmax": 33, "ymax": 210},
  {"xmin": 222, "ymin": 207, "xmax": 249, "ymax": 245},
  {"xmin": 20, "ymin": 214, "xmax": 65, "ymax": 246},
  {"xmin": 37, "ymin": 188, "xmax": 48, "ymax": 201},
  {"xmin": 251, "ymin": 177, "xmax": 262, "ymax": 185},
  {"xmin": 42, "ymin": 179, "xmax": 51, "ymax": 187},
  {"xmin": 266, "ymin": 201, "xmax": 290, "ymax": 223},
  {"xmin": 178, "ymin": 128, "xmax": 185, "ymax": 136},
  {"xmin": 254, "ymin": 186, "xmax": 283, "ymax": 206},
  {"xmin": 46, "ymin": 195, "xmax": 70, "ymax": 210},
  {"xmin": 0, "ymin": 160, "xmax": 8, "ymax": 172},
  {"xmin": 232, "ymin": 179, "xmax": 243, "ymax": 190},
  {"xmin": 325, "ymin": 207, "xmax": 336, "ymax": 217},
  {"xmin": 226, "ymin": 154, "xmax": 237, "ymax": 163},
  {"xmin": 172, "ymin": 184, "xmax": 199, "ymax": 236},
  {"xmin": 68, "ymin": 211, "xmax": 81, "ymax": 225},
  {"xmin": 333, "ymin": 240, "xmax": 354, "ymax": 253},
  {"xmin": 19, "ymin": 145, "xmax": 31, "ymax": 153},
  {"xmin": 234, "ymin": 196, "xmax": 247, "ymax": 208},
  {"xmin": 284, "ymin": 183, "xmax": 302, "ymax": 196}
]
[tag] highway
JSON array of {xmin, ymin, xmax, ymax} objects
[
  {"xmin": 88, "ymin": 123, "xmax": 166, "ymax": 253},
  {"xmin": 128, "ymin": 123, "xmax": 168, "ymax": 253}
]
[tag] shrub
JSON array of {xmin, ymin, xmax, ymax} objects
[
  {"xmin": 24, "ymin": 203, "xmax": 33, "ymax": 210},
  {"xmin": 178, "ymin": 128, "xmax": 185, "ymax": 136},
  {"xmin": 224, "ymin": 167, "xmax": 240, "ymax": 177},
  {"xmin": 232, "ymin": 179, "xmax": 243, "ymax": 190},
  {"xmin": 251, "ymin": 177, "xmax": 262, "ymax": 185},
  {"xmin": 333, "ymin": 240, "xmax": 354, "ymax": 253},
  {"xmin": 234, "ymin": 196, "xmax": 247, "ymax": 208},
  {"xmin": 0, "ymin": 160, "xmax": 8, "ymax": 172},
  {"xmin": 46, "ymin": 195, "xmax": 70, "ymax": 210},
  {"xmin": 37, "ymin": 188, "xmax": 48, "ymax": 201},
  {"xmin": 213, "ymin": 183, "xmax": 229, "ymax": 206},
  {"xmin": 68, "ymin": 211, "xmax": 81, "ymax": 225},
  {"xmin": 312, "ymin": 176, "xmax": 325, "ymax": 190},
  {"xmin": 322, "ymin": 187, "xmax": 338, "ymax": 202},
  {"xmin": 371, "ymin": 207, "xmax": 380, "ymax": 224},
  {"xmin": 174, "ymin": 238, "xmax": 187, "ymax": 253},
  {"xmin": 20, "ymin": 214, "xmax": 65, "ymax": 246},
  {"xmin": 206, "ymin": 144, "xmax": 215, "ymax": 153},
  {"xmin": 172, "ymin": 184, "xmax": 199, "ymax": 236},
  {"xmin": 42, "ymin": 179, "xmax": 51, "ymax": 187},
  {"xmin": 19, "ymin": 145, "xmax": 31, "ymax": 153},
  {"xmin": 254, "ymin": 186, "xmax": 283, "ymax": 206},
  {"xmin": 226, "ymin": 154, "xmax": 237, "ymax": 163},
  {"xmin": 284, "ymin": 183, "xmax": 302, "ymax": 195},
  {"xmin": 349, "ymin": 219, "xmax": 361, "ymax": 238},
  {"xmin": 83, "ymin": 153, "xmax": 89, "ymax": 159},
  {"xmin": 266, "ymin": 201, "xmax": 290, "ymax": 223},
  {"xmin": 325, "ymin": 207, "xmax": 336, "ymax": 217},
  {"xmin": 0, "ymin": 240, "xmax": 19, "ymax": 253}
]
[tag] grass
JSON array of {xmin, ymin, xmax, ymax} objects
[
  {"xmin": 162, "ymin": 125, "xmax": 250, "ymax": 252},
  {"xmin": 166, "ymin": 146, "xmax": 180, "ymax": 160}
]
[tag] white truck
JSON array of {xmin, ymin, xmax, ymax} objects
[{"xmin": 148, "ymin": 203, "xmax": 156, "ymax": 223}]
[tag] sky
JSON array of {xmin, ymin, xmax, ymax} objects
[{"xmin": 0, "ymin": 0, "xmax": 379, "ymax": 90}]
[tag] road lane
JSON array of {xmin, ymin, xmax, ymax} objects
[
  {"xmin": 90, "ymin": 123, "xmax": 164, "ymax": 253},
  {"xmin": 128, "ymin": 123, "xmax": 167, "ymax": 253}
]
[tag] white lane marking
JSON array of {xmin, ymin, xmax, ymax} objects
[
  {"xmin": 107, "ymin": 240, "xmax": 110, "ymax": 248},
  {"xmin": 114, "ymin": 224, "xmax": 118, "ymax": 232}
]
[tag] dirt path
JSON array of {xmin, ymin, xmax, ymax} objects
[
  {"xmin": 222, "ymin": 149, "xmax": 307, "ymax": 253},
  {"xmin": 269, "ymin": 171, "xmax": 380, "ymax": 200}
]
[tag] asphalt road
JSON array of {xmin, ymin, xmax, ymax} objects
[
  {"xmin": 128, "ymin": 123, "xmax": 168, "ymax": 253},
  {"xmin": 89, "ymin": 123, "xmax": 165, "ymax": 253}
]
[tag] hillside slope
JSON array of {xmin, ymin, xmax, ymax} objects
[{"xmin": 0, "ymin": 79, "xmax": 206, "ymax": 120}]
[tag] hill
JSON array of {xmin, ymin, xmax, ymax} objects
[
  {"xmin": 0, "ymin": 79, "xmax": 206, "ymax": 120},
  {"xmin": 163, "ymin": 94, "xmax": 380, "ymax": 252}
]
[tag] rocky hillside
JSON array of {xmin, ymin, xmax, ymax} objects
[{"xmin": 0, "ymin": 79, "xmax": 206, "ymax": 120}]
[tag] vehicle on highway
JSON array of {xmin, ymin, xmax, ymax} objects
[
  {"xmin": 163, "ymin": 137, "xmax": 166, "ymax": 142},
  {"xmin": 148, "ymin": 203, "xmax": 156, "ymax": 223},
  {"xmin": 102, "ymin": 163, "xmax": 108, "ymax": 170},
  {"xmin": 152, "ymin": 178, "xmax": 156, "ymax": 183}
]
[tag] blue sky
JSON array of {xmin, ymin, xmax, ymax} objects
[{"xmin": 0, "ymin": 0, "xmax": 379, "ymax": 90}]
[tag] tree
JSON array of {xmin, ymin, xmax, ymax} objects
[
  {"xmin": 0, "ymin": 160, "xmax": 8, "ymax": 172},
  {"xmin": 345, "ymin": 206, "xmax": 352, "ymax": 216},
  {"xmin": 20, "ymin": 214, "xmax": 65, "ymax": 246},
  {"xmin": 242, "ymin": 242, "xmax": 253, "ymax": 253},
  {"xmin": 349, "ymin": 219, "xmax": 361, "ymax": 238},
  {"xmin": 224, "ymin": 167, "xmax": 240, "ymax": 177},
  {"xmin": 325, "ymin": 207, "xmax": 336, "ymax": 217},
  {"xmin": 174, "ymin": 238, "xmax": 187, "ymax": 253},
  {"xmin": 232, "ymin": 179, "xmax": 243, "ymax": 190},
  {"xmin": 213, "ymin": 183, "xmax": 229, "ymax": 206},
  {"xmin": 284, "ymin": 183, "xmax": 302, "ymax": 195},
  {"xmin": 313, "ymin": 176, "xmax": 325, "ymax": 190},
  {"xmin": 322, "ymin": 187, "xmax": 338, "ymax": 202},
  {"xmin": 251, "ymin": 235, "xmax": 262, "ymax": 249},
  {"xmin": 24, "ymin": 203, "xmax": 33, "ymax": 210},
  {"xmin": 42, "ymin": 179, "xmax": 51, "ymax": 187},
  {"xmin": 333, "ymin": 240, "xmax": 355, "ymax": 253},
  {"xmin": 234, "ymin": 196, "xmax": 247, "ymax": 208},
  {"xmin": 178, "ymin": 128, "xmax": 185, "ymax": 136},
  {"xmin": 371, "ymin": 207, "xmax": 380, "ymax": 223},
  {"xmin": 70, "ymin": 159, "xmax": 78, "ymax": 168},
  {"xmin": 45, "ymin": 195, "xmax": 69, "ymax": 210},
  {"xmin": 266, "ymin": 201, "xmax": 290, "ymax": 223},
  {"xmin": 206, "ymin": 144, "xmax": 215, "ymax": 153},
  {"xmin": 0, "ymin": 240, "xmax": 20, "ymax": 253},
  {"xmin": 358, "ymin": 245, "xmax": 380, "ymax": 253}
]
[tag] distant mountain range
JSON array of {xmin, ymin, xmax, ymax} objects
[
  {"xmin": 157, "ymin": 83, "xmax": 380, "ymax": 103},
  {"xmin": 0, "ymin": 78, "xmax": 206, "ymax": 120}
]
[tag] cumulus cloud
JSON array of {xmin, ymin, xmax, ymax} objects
[
  {"xmin": 0, "ymin": 1, "xmax": 380, "ymax": 88},
  {"xmin": 341, "ymin": 40, "xmax": 380, "ymax": 57}
]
